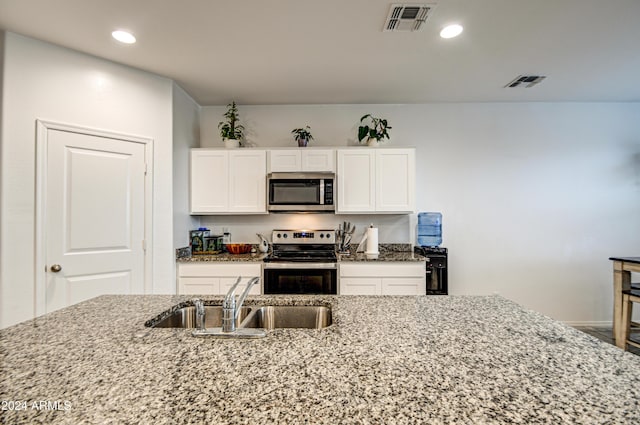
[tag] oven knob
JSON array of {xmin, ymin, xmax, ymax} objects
[
  {"xmin": 325, "ymin": 233, "xmax": 331, "ymax": 239},
  {"xmin": 276, "ymin": 233, "xmax": 282, "ymax": 239},
  {"xmin": 283, "ymin": 234, "xmax": 288, "ymax": 238},
  {"xmin": 320, "ymin": 233, "xmax": 324, "ymax": 238}
]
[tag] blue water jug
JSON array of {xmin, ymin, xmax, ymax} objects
[{"xmin": 417, "ymin": 212, "xmax": 442, "ymax": 246}]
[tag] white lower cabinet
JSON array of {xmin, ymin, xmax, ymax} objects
[
  {"xmin": 339, "ymin": 262, "xmax": 426, "ymax": 295},
  {"xmin": 177, "ymin": 263, "xmax": 262, "ymax": 295}
]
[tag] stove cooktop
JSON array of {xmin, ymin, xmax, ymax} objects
[{"xmin": 265, "ymin": 229, "xmax": 337, "ymax": 263}]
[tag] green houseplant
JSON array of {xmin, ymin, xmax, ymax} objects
[
  {"xmin": 357, "ymin": 114, "xmax": 391, "ymax": 146},
  {"xmin": 218, "ymin": 101, "xmax": 245, "ymax": 148},
  {"xmin": 291, "ymin": 126, "xmax": 314, "ymax": 147}
]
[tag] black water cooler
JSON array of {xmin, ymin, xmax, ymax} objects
[{"xmin": 414, "ymin": 246, "xmax": 448, "ymax": 295}]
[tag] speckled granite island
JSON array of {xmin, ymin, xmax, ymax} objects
[{"xmin": 1, "ymin": 295, "xmax": 639, "ymax": 424}]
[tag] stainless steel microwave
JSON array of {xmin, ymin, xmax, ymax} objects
[{"xmin": 267, "ymin": 172, "xmax": 335, "ymax": 212}]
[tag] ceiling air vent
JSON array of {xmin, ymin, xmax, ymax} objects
[
  {"xmin": 384, "ymin": 3, "xmax": 436, "ymax": 32},
  {"xmin": 505, "ymin": 75, "xmax": 547, "ymax": 88}
]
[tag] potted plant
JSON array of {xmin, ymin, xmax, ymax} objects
[
  {"xmin": 291, "ymin": 126, "xmax": 314, "ymax": 147},
  {"xmin": 218, "ymin": 101, "xmax": 245, "ymax": 148},
  {"xmin": 357, "ymin": 114, "xmax": 391, "ymax": 147}
]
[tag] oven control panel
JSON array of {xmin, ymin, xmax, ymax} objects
[{"xmin": 272, "ymin": 230, "xmax": 336, "ymax": 244}]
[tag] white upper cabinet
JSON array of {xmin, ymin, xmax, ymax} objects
[
  {"xmin": 301, "ymin": 149, "xmax": 335, "ymax": 172},
  {"xmin": 190, "ymin": 149, "xmax": 267, "ymax": 215},
  {"xmin": 228, "ymin": 150, "xmax": 267, "ymax": 213},
  {"xmin": 190, "ymin": 149, "xmax": 228, "ymax": 214},
  {"xmin": 337, "ymin": 149, "xmax": 376, "ymax": 212},
  {"xmin": 336, "ymin": 148, "xmax": 415, "ymax": 214},
  {"xmin": 268, "ymin": 150, "xmax": 301, "ymax": 172},
  {"xmin": 375, "ymin": 149, "xmax": 416, "ymax": 212},
  {"xmin": 268, "ymin": 149, "xmax": 335, "ymax": 173}
]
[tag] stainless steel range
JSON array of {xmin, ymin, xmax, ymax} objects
[{"xmin": 263, "ymin": 230, "xmax": 337, "ymax": 294}]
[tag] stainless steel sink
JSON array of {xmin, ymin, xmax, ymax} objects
[
  {"xmin": 151, "ymin": 306, "xmax": 252, "ymax": 328},
  {"xmin": 148, "ymin": 304, "xmax": 332, "ymax": 332},
  {"xmin": 241, "ymin": 306, "xmax": 332, "ymax": 330}
]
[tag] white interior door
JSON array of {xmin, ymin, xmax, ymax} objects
[{"xmin": 42, "ymin": 126, "xmax": 148, "ymax": 313}]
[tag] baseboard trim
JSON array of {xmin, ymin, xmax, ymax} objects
[{"xmin": 563, "ymin": 321, "xmax": 613, "ymax": 327}]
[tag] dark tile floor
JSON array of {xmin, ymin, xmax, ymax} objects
[{"xmin": 574, "ymin": 326, "xmax": 640, "ymax": 356}]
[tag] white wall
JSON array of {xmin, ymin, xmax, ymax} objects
[
  {"xmin": 2, "ymin": 31, "xmax": 636, "ymax": 326},
  {"xmin": 199, "ymin": 103, "xmax": 640, "ymax": 324},
  {"xmin": 172, "ymin": 83, "xmax": 200, "ymax": 251},
  {"xmin": 0, "ymin": 32, "xmax": 175, "ymax": 328}
]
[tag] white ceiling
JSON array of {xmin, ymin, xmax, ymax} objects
[{"xmin": 1, "ymin": 0, "xmax": 639, "ymax": 105}]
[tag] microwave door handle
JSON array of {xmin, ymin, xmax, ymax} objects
[{"xmin": 319, "ymin": 179, "xmax": 324, "ymax": 205}]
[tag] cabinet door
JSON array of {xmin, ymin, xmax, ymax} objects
[
  {"xmin": 229, "ymin": 150, "xmax": 267, "ymax": 213},
  {"xmin": 336, "ymin": 150, "xmax": 375, "ymax": 213},
  {"xmin": 376, "ymin": 149, "xmax": 415, "ymax": 213},
  {"xmin": 178, "ymin": 263, "xmax": 262, "ymax": 295},
  {"xmin": 268, "ymin": 150, "xmax": 301, "ymax": 172},
  {"xmin": 301, "ymin": 149, "xmax": 335, "ymax": 172},
  {"xmin": 220, "ymin": 277, "xmax": 262, "ymax": 295},
  {"xmin": 339, "ymin": 277, "xmax": 381, "ymax": 295},
  {"xmin": 178, "ymin": 277, "xmax": 219, "ymax": 295},
  {"xmin": 381, "ymin": 277, "xmax": 426, "ymax": 295},
  {"xmin": 190, "ymin": 150, "xmax": 228, "ymax": 213}
]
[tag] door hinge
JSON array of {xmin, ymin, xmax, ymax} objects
[
  {"xmin": 144, "ymin": 163, "xmax": 148, "ymax": 175},
  {"xmin": 142, "ymin": 240, "xmax": 147, "ymax": 252}
]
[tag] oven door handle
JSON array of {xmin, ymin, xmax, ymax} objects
[{"xmin": 263, "ymin": 262, "xmax": 337, "ymax": 270}]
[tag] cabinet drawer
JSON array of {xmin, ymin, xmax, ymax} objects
[
  {"xmin": 340, "ymin": 262, "xmax": 424, "ymax": 278},
  {"xmin": 382, "ymin": 277, "xmax": 426, "ymax": 295},
  {"xmin": 220, "ymin": 277, "xmax": 262, "ymax": 295},
  {"xmin": 178, "ymin": 277, "xmax": 219, "ymax": 295},
  {"xmin": 339, "ymin": 277, "xmax": 381, "ymax": 295}
]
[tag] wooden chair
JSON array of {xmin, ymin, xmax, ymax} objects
[{"xmin": 620, "ymin": 287, "xmax": 640, "ymax": 351}]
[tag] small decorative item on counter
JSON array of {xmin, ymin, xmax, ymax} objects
[
  {"xmin": 222, "ymin": 227, "xmax": 231, "ymax": 252},
  {"xmin": 225, "ymin": 244, "xmax": 253, "ymax": 255},
  {"xmin": 257, "ymin": 233, "xmax": 269, "ymax": 253},
  {"xmin": 190, "ymin": 227, "xmax": 210, "ymax": 254},
  {"xmin": 291, "ymin": 126, "xmax": 314, "ymax": 147},
  {"xmin": 357, "ymin": 114, "xmax": 391, "ymax": 147},
  {"xmin": 202, "ymin": 235, "xmax": 224, "ymax": 255}
]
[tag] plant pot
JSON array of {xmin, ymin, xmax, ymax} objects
[
  {"xmin": 367, "ymin": 138, "xmax": 380, "ymax": 147},
  {"xmin": 297, "ymin": 138, "xmax": 309, "ymax": 147},
  {"xmin": 224, "ymin": 139, "xmax": 240, "ymax": 149}
]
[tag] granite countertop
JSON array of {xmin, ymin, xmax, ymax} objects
[
  {"xmin": 178, "ymin": 244, "xmax": 425, "ymax": 263},
  {"xmin": 1, "ymin": 294, "xmax": 639, "ymax": 424},
  {"xmin": 338, "ymin": 251, "xmax": 424, "ymax": 262},
  {"xmin": 177, "ymin": 252, "xmax": 267, "ymax": 263}
]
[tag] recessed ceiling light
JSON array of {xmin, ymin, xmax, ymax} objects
[
  {"xmin": 111, "ymin": 30, "xmax": 136, "ymax": 44},
  {"xmin": 440, "ymin": 24, "xmax": 463, "ymax": 39}
]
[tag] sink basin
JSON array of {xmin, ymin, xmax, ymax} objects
[
  {"xmin": 147, "ymin": 304, "xmax": 332, "ymax": 333},
  {"xmin": 150, "ymin": 306, "xmax": 252, "ymax": 328},
  {"xmin": 241, "ymin": 306, "xmax": 332, "ymax": 330}
]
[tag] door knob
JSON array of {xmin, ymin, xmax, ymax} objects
[{"xmin": 50, "ymin": 264, "xmax": 62, "ymax": 273}]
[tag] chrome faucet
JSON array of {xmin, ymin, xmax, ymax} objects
[
  {"xmin": 222, "ymin": 276, "xmax": 260, "ymax": 333},
  {"xmin": 193, "ymin": 298, "xmax": 206, "ymax": 331},
  {"xmin": 191, "ymin": 276, "xmax": 264, "ymax": 338}
]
